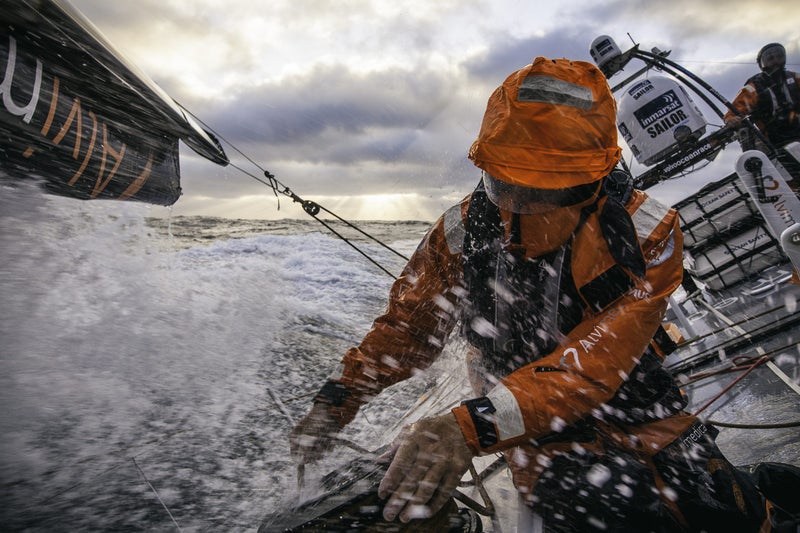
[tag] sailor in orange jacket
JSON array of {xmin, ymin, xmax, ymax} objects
[
  {"xmin": 291, "ymin": 57, "xmax": 766, "ymax": 531},
  {"xmin": 724, "ymin": 43, "xmax": 800, "ymax": 149}
]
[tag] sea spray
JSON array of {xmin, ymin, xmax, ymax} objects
[{"xmin": 0, "ymin": 184, "xmax": 437, "ymax": 531}]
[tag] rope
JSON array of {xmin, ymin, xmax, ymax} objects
[
  {"xmin": 683, "ymin": 354, "xmax": 771, "ymax": 384},
  {"xmin": 453, "ymin": 462, "xmax": 496, "ymax": 516},
  {"xmin": 692, "ymin": 355, "xmax": 769, "ymax": 416},
  {"xmin": 706, "ymin": 419, "xmax": 800, "ymax": 429},
  {"xmin": 677, "ymin": 346, "xmax": 800, "ymax": 431}
]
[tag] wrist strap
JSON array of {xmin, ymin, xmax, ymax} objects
[
  {"xmin": 314, "ymin": 380, "xmax": 350, "ymax": 407},
  {"xmin": 461, "ymin": 397, "xmax": 498, "ymax": 449}
]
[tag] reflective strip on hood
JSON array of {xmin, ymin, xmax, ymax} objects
[{"xmin": 518, "ymin": 75, "xmax": 594, "ymax": 110}]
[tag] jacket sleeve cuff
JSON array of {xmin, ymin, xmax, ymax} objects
[
  {"xmin": 453, "ymin": 383, "xmax": 529, "ymax": 454},
  {"xmin": 452, "ymin": 404, "xmax": 483, "ymax": 454},
  {"xmin": 452, "ymin": 396, "xmax": 502, "ymax": 454}
]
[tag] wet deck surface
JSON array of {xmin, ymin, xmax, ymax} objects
[{"xmin": 666, "ymin": 266, "xmax": 800, "ymax": 467}]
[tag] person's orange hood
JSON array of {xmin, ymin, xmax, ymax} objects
[{"xmin": 469, "ymin": 57, "xmax": 622, "ymax": 189}]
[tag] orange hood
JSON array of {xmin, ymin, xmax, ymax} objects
[{"xmin": 469, "ymin": 57, "xmax": 622, "ymax": 189}]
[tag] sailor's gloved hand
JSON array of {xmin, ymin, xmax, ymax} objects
[
  {"xmin": 724, "ymin": 115, "xmax": 744, "ymax": 129},
  {"xmin": 378, "ymin": 412, "xmax": 474, "ymax": 523},
  {"xmin": 289, "ymin": 402, "xmax": 340, "ymax": 464}
]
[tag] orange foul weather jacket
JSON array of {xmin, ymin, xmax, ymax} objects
[
  {"xmin": 326, "ymin": 184, "xmax": 692, "ymax": 479},
  {"xmin": 724, "ymin": 70, "xmax": 800, "ymax": 147}
]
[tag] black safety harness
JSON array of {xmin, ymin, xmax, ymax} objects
[
  {"xmin": 460, "ymin": 170, "xmax": 684, "ymax": 441},
  {"xmin": 461, "ymin": 170, "xmax": 645, "ymax": 373},
  {"xmin": 747, "ymin": 70, "xmax": 800, "ymax": 147}
]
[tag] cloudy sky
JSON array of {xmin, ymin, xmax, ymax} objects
[{"xmin": 69, "ymin": 0, "xmax": 799, "ymax": 221}]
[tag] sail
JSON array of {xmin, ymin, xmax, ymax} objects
[{"xmin": 0, "ymin": 0, "xmax": 228, "ymax": 206}]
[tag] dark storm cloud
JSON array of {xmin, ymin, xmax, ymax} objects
[
  {"xmin": 463, "ymin": 28, "xmax": 600, "ymax": 83},
  {"xmin": 200, "ymin": 63, "xmax": 453, "ymax": 157}
]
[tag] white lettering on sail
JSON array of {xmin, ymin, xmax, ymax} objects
[
  {"xmin": 0, "ymin": 34, "xmax": 158, "ymax": 199},
  {"xmin": 1, "ymin": 36, "xmax": 42, "ymax": 123}
]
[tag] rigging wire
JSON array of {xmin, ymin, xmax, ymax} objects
[
  {"xmin": 181, "ymin": 107, "xmax": 411, "ymax": 280},
  {"xmin": 671, "ymin": 302, "xmax": 793, "ymax": 352},
  {"xmin": 667, "ymin": 311, "xmax": 800, "ymax": 375},
  {"xmin": 133, "ymin": 457, "xmax": 183, "ymax": 532}
]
